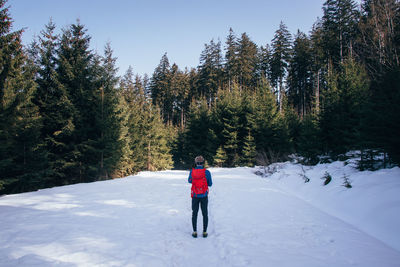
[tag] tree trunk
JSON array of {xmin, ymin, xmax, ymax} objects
[
  {"xmin": 279, "ymin": 78, "xmax": 283, "ymax": 113},
  {"xmin": 100, "ymin": 87, "xmax": 104, "ymax": 174},
  {"xmin": 315, "ymin": 70, "xmax": 320, "ymax": 113},
  {"xmin": 147, "ymin": 141, "xmax": 151, "ymax": 171}
]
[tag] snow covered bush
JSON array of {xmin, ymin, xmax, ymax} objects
[
  {"xmin": 342, "ymin": 174, "xmax": 352, "ymax": 188},
  {"xmin": 322, "ymin": 171, "xmax": 332, "ymax": 186}
]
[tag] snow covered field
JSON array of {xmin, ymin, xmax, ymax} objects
[{"xmin": 1, "ymin": 161, "xmax": 400, "ymax": 266}]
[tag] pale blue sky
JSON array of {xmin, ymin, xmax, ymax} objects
[{"xmin": 8, "ymin": 0, "xmax": 332, "ymax": 77}]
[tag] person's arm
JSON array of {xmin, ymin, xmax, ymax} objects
[
  {"xmin": 206, "ymin": 170, "xmax": 212, "ymax": 187},
  {"xmin": 188, "ymin": 169, "xmax": 192, "ymax": 183}
]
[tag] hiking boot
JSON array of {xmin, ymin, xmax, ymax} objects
[
  {"xmin": 203, "ymin": 232, "xmax": 208, "ymax": 238},
  {"xmin": 192, "ymin": 231, "xmax": 198, "ymax": 238}
]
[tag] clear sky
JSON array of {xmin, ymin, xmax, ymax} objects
[{"xmin": 8, "ymin": 0, "xmax": 329, "ymax": 77}]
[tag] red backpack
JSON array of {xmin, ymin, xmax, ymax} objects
[{"xmin": 191, "ymin": 168, "xmax": 208, "ymax": 198}]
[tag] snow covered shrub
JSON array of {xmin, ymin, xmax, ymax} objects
[
  {"xmin": 299, "ymin": 165, "xmax": 310, "ymax": 183},
  {"xmin": 254, "ymin": 163, "xmax": 286, "ymax": 178},
  {"xmin": 319, "ymin": 155, "xmax": 334, "ymax": 164},
  {"xmin": 322, "ymin": 171, "xmax": 332, "ymax": 186},
  {"xmin": 254, "ymin": 169, "xmax": 264, "ymax": 177},
  {"xmin": 342, "ymin": 174, "xmax": 352, "ymax": 188}
]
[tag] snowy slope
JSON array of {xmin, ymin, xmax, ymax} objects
[
  {"xmin": 262, "ymin": 159, "xmax": 400, "ymax": 252},
  {"xmin": 0, "ymin": 164, "xmax": 400, "ymax": 267}
]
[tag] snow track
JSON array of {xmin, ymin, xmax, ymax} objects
[{"xmin": 0, "ymin": 167, "xmax": 400, "ymax": 266}]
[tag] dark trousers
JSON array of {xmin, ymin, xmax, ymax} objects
[{"xmin": 192, "ymin": 196, "xmax": 208, "ymax": 232}]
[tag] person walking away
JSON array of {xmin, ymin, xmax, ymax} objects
[{"xmin": 188, "ymin": 155, "xmax": 212, "ymax": 238}]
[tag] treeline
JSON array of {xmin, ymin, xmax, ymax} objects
[
  {"xmin": 1, "ymin": 0, "xmax": 399, "ymax": 194},
  {"xmin": 150, "ymin": 0, "xmax": 400, "ymax": 169},
  {"xmin": 0, "ymin": 0, "xmax": 173, "ymax": 194}
]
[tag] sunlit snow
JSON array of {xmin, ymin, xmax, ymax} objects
[{"xmin": 1, "ymin": 160, "xmax": 399, "ymax": 266}]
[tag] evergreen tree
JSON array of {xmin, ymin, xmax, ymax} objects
[
  {"xmin": 310, "ymin": 19, "xmax": 326, "ymax": 113},
  {"xmin": 170, "ymin": 64, "xmax": 191, "ymax": 127},
  {"xmin": 180, "ymin": 99, "xmax": 218, "ymax": 168},
  {"xmin": 297, "ymin": 113, "xmax": 322, "ymax": 165},
  {"xmin": 239, "ymin": 88, "xmax": 257, "ymax": 163},
  {"xmin": 242, "ymin": 130, "xmax": 257, "ymax": 167},
  {"xmin": 274, "ymin": 99, "xmax": 298, "ymax": 158},
  {"xmin": 97, "ymin": 43, "xmax": 125, "ymax": 179},
  {"xmin": 120, "ymin": 66, "xmax": 140, "ymax": 102},
  {"xmin": 5, "ymin": 58, "xmax": 47, "ymax": 193},
  {"xmin": 287, "ymin": 31, "xmax": 314, "ymax": 117},
  {"xmin": 357, "ymin": 0, "xmax": 400, "ymax": 164},
  {"xmin": 150, "ymin": 53, "xmax": 172, "ymax": 123},
  {"xmin": 364, "ymin": 65, "xmax": 400, "ymax": 166},
  {"xmin": 34, "ymin": 19, "xmax": 75, "ymax": 186},
  {"xmin": 0, "ymin": 0, "xmax": 47, "ymax": 193},
  {"xmin": 197, "ymin": 39, "xmax": 223, "ymax": 105},
  {"xmin": 237, "ymin": 32, "xmax": 258, "ymax": 90},
  {"xmin": 224, "ymin": 28, "xmax": 240, "ymax": 88},
  {"xmin": 214, "ymin": 84, "xmax": 243, "ymax": 167},
  {"xmin": 144, "ymin": 104, "xmax": 174, "ymax": 171},
  {"xmin": 121, "ymin": 67, "xmax": 173, "ymax": 172},
  {"xmin": 120, "ymin": 67, "xmax": 146, "ymax": 173},
  {"xmin": 358, "ymin": 0, "xmax": 399, "ymax": 74},
  {"xmin": 214, "ymin": 146, "xmax": 228, "ymax": 167},
  {"xmin": 256, "ymin": 44, "xmax": 271, "ymax": 86},
  {"xmin": 251, "ymin": 81, "xmax": 280, "ymax": 155},
  {"xmin": 270, "ymin": 21, "xmax": 292, "ymax": 112},
  {"xmin": 320, "ymin": 59, "xmax": 370, "ymax": 155},
  {"xmin": 56, "ymin": 21, "xmax": 100, "ymax": 183},
  {"xmin": 322, "ymin": 0, "xmax": 359, "ymax": 69}
]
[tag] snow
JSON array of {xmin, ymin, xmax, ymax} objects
[
  {"xmin": 263, "ymin": 159, "xmax": 400, "ymax": 252},
  {"xmin": 1, "ymin": 161, "xmax": 400, "ymax": 266}
]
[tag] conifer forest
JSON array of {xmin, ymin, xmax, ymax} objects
[{"xmin": 1, "ymin": 0, "xmax": 399, "ymax": 194}]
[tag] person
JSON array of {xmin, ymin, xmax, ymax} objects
[{"xmin": 188, "ymin": 155, "xmax": 212, "ymax": 238}]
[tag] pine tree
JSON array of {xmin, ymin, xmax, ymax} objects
[
  {"xmin": 10, "ymin": 58, "xmax": 48, "ymax": 192},
  {"xmin": 197, "ymin": 39, "xmax": 223, "ymax": 105},
  {"xmin": 310, "ymin": 19, "xmax": 326, "ymax": 113},
  {"xmin": 120, "ymin": 67, "xmax": 146, "ymax": 173},
  {"xmin": 357, "ymin": 0, "xmax": 400, "ymax": 165},
  {"xmin": 180, "ymin": 99, "xmax": 218, "ymax": 168},
  {"xmin": 373, "ymin": 68, "xmax": 400, "ymax": 164},
  {"xmin": 143, "ymin": 104, "xmax": 174, "ymax": 171},
  {"xmin": 322, "ymin": 0, "xmax": 359, "ymax": 69},
  {"xmin": 287, "ymin": 31, "xmax": 314, "ymax": 117},
  {"xmin": 297, "ymin": 113, "xmax": 322, "ymax": 165},
  {"xmin": 56, "ymin": 21, "xmax": 100, "ymax": 183},
  {"xmin": 0, "ymin": 0, "xmax": 48, "ymax": 193},
  {"xmin": 358, "ymin": 0, "xmax": 399, "ymax": 75},
  {"xmin": 150, "ymin": 53, "xmax": 172, "ymax": 123},
  {"xmin": 237, "ymin": 33, "xmax": 258, "ymax": 90},
  {"xmin": 214, "ymin": 84, "xmax": 242, "ymax": 167},
  {"xmin": 364, "ymin": 65, "xmax": 400, "ymax": 166},
  {"xmin": 120, "ymin": 66, "xmax": 138, "ymax": 101},
  {"xmin": 251, "ymin": 82, "xmax": 280, "ymax": 155},
  {"xmin": 320, "ymin": 59, "xmax": 370, "ymax": 155},
  {"xmin": 121, "ymin": 67, "xmax": 173, "ymax": 172},
  {"xmin": 97, "ymin": 43, "xmax": 125, "ymax": 179},
  {"xmin": 214, "ymin": 146, "xmax": 227, "ymax": 167},
  {"xmin": 256, "ymin": 44, "xmax": 271, "ymax": 86},
  {"xmin": 224, "ymin": 28, "xmax": 240, "ymax": 88},
  {"xmin": 169, "ymin": 64, "xmax": 191, "ymax": 127},
  {"xmin": 274, "ymin": 99, "xmax": 298, "ymax": 158},
  {"xmin": 270, "ymin": 21, "xmax": 292, "ymax": 112},
  {"xmin": 34, "ymin": 19, "xmax": 75, "ymax": 186},
  {"xmin": 242, "ymin": 130, "xmax": 257, "ymax": 167}
]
